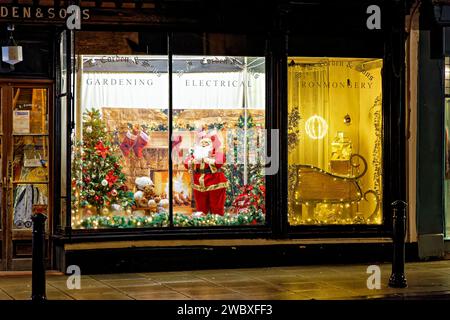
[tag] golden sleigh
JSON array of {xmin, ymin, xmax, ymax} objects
[{"xmin": 288, "ymin": 154, "xmax": 380, "ymax": 224}]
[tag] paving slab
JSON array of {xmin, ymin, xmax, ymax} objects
[{"xmin": 0, "ymin": 261, "xmax": 450, "ymax": 300}]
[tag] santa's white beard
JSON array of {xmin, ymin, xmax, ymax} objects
[{"xmin": 193, "ymin": 145, "xmax": 212, "ymax": 160}]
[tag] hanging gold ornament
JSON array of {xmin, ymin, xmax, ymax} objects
[{"xmin": 305, "ymin": 115, "xmax": 328, "ymax": 140}]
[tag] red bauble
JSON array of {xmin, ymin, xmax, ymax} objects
[
  {"xmin": 94, "ymin": 195, "xmax": 100, "ymax": 201},
  {"xmin": 84, "ymin": 177, "xmax": 91, "ymax": 183}
]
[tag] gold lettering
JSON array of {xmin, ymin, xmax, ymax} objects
[
  {"xmin": 48, "ymin": 8, "xmax": 55, "ymax": 19},
  {"xmin": 82, "ymin": 9, "xmax": 90, "ymax": 20},
  {"xmin": 59, "ymin": 8, "xmax": 67, "ymax": 19},
  {"xmin": 35, "ymin": 8, "xmax": 43, "ymax": 18},
  {"xmin": 23, "ymin": 7, "xmax": 31, "ymax": 18},
  {"xmin": 12, "ymin": 6, "xmax": 19, "ymax": 18},
  {"xmin": 0, "ymin": 7, "xmax": 8, "ymax": 18}
]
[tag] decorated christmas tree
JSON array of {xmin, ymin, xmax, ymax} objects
[
  {"xmin": 72, "ymin": 109, "xmax": 134, "ymax": 216},
  {"xmin": 223, "ymin": 113, "xmax": 266, "ymax": 217}
]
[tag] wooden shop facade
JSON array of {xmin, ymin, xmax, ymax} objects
[{"xmin": 0, "ymin": 0, "xmax": 410, "ymax": 272}]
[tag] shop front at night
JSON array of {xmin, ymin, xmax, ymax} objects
[{"xmin": 0, "ymin": 0, "xmax": 411, "ymax": 272}]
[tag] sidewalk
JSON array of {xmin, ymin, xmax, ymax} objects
[{"xmin": 0, "ymin": 260, "xmax": 450, "ymax": 300}]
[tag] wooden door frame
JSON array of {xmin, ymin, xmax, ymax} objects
[
  {"xmin": 0, "ymin": 85, "xmax": 8, "ymax": 271},
  {"xmin": 0, "ymin": 79, "xmax": 54, "ymax": 271}
]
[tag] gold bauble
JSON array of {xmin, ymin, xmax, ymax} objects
[{"xmin": 305, "ymin": 115, "xmax": 328, "ymax": 140}]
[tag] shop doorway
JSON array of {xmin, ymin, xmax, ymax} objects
[{"xmin": 0, "ymin": 80, "xmax": 52, "ymax": 271}]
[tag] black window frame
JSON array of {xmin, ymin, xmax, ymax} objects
[{"xmin": 56, "ymin": 27, "xmax": 276, "ymax": 241}]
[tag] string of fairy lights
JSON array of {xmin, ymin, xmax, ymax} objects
[
  {"xmin": 72, "ymin": 210, "xmax": 266, "ymax": 229},
  {"xmin": 287, "ymin": 101, "xmax": 383, "ymax": 225}
]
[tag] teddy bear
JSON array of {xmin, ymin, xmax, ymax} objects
[
  {"xmin": 173, "ymin": 172, "xmax": 191, "ymax": 206},
  {"xmin": 158, "ymin": 198, "xmax": 170, "ymax": 212},
  {"xmin": 134, "ymin": 177, "xmax": 159, "ymax": 211}
]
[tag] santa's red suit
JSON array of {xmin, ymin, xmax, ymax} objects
[{"xmin": 184, "ymin": 138, "xmax": 228, "ymax": 215}]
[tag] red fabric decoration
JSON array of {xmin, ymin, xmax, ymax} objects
[{"xmin": 172, "ymin": 134, "xmax": 183, "ymax": 162}]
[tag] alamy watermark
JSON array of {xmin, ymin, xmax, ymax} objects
[
  {"xmin": 66, "ymin": 5, "xmax": 82, "ymax": 30},
  {"xmin": 66, "ymin": 265, "xmax": 81, "ymax": 290},
  {"xmin": 366, "ymin": 265, "xmax": 381, "ymax": 290},
  {"xmin": 366, "ymin": 5, "xmax": 381, "ymax": 30},
  {"xmin": 171, "ymin": 128, "xmax": 279, "ymax": 176}
]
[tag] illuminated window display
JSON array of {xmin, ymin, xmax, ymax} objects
[
  {"xmin": 288, "ymin": 57, "xmax": 383, "ymax": 225},
  {"xmin": 71, "ymin": 54, "xmax": 266, "ymax": 229},
  {"xmin": 172, "ymin": 56, "xmax": 266, "ymax": 227}
]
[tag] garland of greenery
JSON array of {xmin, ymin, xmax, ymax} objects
[
  {"xmin": 76, "ymin": 210, "xmax": 265, "ymax": 229},
  {"xmin": 147, "ymin": 123, "xmax": 226, "ymax": 132}
]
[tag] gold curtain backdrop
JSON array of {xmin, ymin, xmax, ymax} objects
[{"xmin": 288, "ymin": 57, "xmax": 383, "ymax": 225}]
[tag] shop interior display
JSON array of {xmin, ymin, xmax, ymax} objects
[
  {"xmin": 11, "ymin": 88, "xmax": 49, "ymax": 229},
  {"xmin": 287, "ymin": 57, "xmax": 383, "ymax": 225},
  {"xmin": 71, "ymin": 55, "xmax": 266, "ymax": 228}
]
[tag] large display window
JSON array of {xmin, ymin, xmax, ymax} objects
[
  {"xmin": 171, "ymin": 56, "xmax": 266, "ymax": 227},
  {"xmin": 69, "ymin": 33, "xmax": 266, "ymax": 229},
  {"xmin": 71, "ymin": 54, "xmax": 170, "ymax": 229},
  {"xmin": 287, "ymin": 57, "xmax": 383, "ymax": 226}
]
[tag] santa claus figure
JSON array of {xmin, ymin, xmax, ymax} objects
[{"xmin": 184, "ymin": 132, "xmax": 228, "ymax": 215}]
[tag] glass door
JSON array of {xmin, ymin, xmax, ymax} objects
[{"xmin": 0, "ymin": 81, "xmax": 52, "ymax": 271}]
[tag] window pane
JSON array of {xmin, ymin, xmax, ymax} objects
[
  {"xmin": 13, "ymin": 184, "xmax": 48, "ymax": 229},
  {"xmin": 71, "ymin": 32, "xmax": 169, "ymax": 229},
  {"xmin": 288, "ymin": 57, "xmax": 383, "ymax": 226},
  {"xmin": 13, "ymin": 136, "xmax": 49, "ymax": 182},
  {"xmin": 172, "ymin": 56, "xmax": 266, "ymax": 227},
  {"xmin": 12, "ymin": 88, "xmax": 48, "ymax": 134}
]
